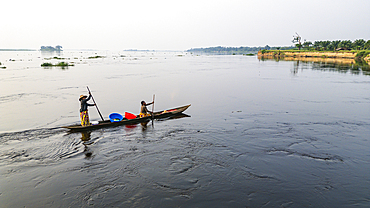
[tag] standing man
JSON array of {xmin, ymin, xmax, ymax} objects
[{"xmin": 79, "ymin": 92, "xmax": 95, "ymax": 126}]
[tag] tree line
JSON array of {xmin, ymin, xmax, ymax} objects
[
  {"xmin": 299, "ymin": 39, "xmax": 370, "ymax": 51},
  {"xmin": 292, "ymin": 34, "xmax": 369, "ymax": 51},
  {"xmin": 187, "ymin": 46, "xmax": 294, "ymax": 54},
  {"xmin": 187, "ymin": 38, "xmax": 370, "ymax": 54}
]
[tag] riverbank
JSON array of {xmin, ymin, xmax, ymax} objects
[{"xmin": 258, "ymin": 50, "xmax": 370, "ymax": 65}]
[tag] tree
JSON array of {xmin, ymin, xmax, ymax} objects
[
  {"xmin": 313, "ymin": 41, "xmax": 322, "ymax": 50},
  {"xmin": 55, "ymin": 45, "xmax": 63, "ymax": 51},
  {"xmin": 292, "ymin": 33, "xmax": 302, "ymax": 50},
  {"xmin": 321, "ymin": 41, "xmax": 331, "ymax": 50},
  {"xmin": 365, "ymin": 40, "xmax": 370, "ymax": 50},
  {"xmin": 329, "ymin": 40, "xmax": 341, "ymax": 51},
  {"xmin": 352, "ymin": 39, "xmax": 365, "ymax": 50},
  {"xmin": 303, "ymin": 41, "xmax": 312, "ymax": 50},
  {"xmin": 338, "ymin": 40, "xmax": 352, "ymax": 50}
]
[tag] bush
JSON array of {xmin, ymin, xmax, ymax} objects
[
  {"xmin": 355, "ymin": 50, "xmax": 370, "ymax": 58},
  {"xmin": 56, "ymin": 62, "xmax": 69, "ymax": 67},
  {"xmin": 41, "ymin": 62, "xmax": 53, "ymax": 67},
  {"xmin": 88, "ymin": 56, "xmax": 105, "ymax": 59},
  {"xmin": 41, "ymin": 62, "xmax": 74, "ymax": 67}
]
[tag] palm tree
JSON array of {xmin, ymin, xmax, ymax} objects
[
  {"xmin": 352, "ymin": 39, "xmax": 365, "ymax": 50},
  {"xmin": 303, "ymin": 41, "xmax": 312, "ymax": 50},
  {"xmin": 320, "ymin": 41, "xmax": 331, "ymax": 50},
  {"xmin": 339, "ymin": 40, "xmax": 352, "ymax": 50},
  {"xmin": 313, "ymin": 41, "xmax": 322, "ymax": 51},
  {"xmin": 329, "ymin": 40, "xmax": 341, "ymax": 51},
  {"xmin": 365, "ymin": 40, "xmax": 370, "ymax": 50}
]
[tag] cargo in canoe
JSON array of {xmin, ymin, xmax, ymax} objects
[{"xmin": 62, "ymin": 104, "xmax": 191, "ymax": 131}]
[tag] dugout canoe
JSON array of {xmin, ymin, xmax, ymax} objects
[{"xmin": 62, "ymin": 104, "xmax": 191, "ymax": 131}]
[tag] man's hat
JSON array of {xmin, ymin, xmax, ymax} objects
[{"xmin": 79, "ymin": 95, "xmax": 87, "ymax": 101}]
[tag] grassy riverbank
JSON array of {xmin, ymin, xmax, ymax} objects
[{"xmin": 258, "ymin": 50, "xmax": 370, "ymax": 65}]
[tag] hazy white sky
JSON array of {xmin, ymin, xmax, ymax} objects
[{"xmin": 1, "ymin": 0, "xmax": 369, "ymax": 51}]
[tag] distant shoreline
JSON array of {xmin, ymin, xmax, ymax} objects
[{"xmin": 0, "ymin": 49, "xmax": 36, "ymax": 51}]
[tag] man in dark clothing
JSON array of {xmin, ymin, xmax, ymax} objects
[{"xmin": 79, "ymin": 93, "xmax": 95, "ymax": 126}]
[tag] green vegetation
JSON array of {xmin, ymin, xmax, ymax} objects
[
  {"xmin": 355, "ymin": 50, "xmax": 370, "ymax": 58},
  {"xmin": 41, "ymin": 62, "xmax": 74, "ymax": 67},
  {"xmin": 354, "ymin": 50, "xmax": 370, "ymax": 65},
  {"xmin": 293, "ymin": 37, "xmax": 369, "ymax": 51},
  {"xmin": 41, "ymin": 63, "xmax": 53, "ymax": 67},
  {"xmin": 264, "ymin": 49, "xmax": 369, "ymax": 53},
  {"xmin": 56, "ymin": 62, "xmax": 73, "ymax": 67},
  {"xmin": 192, "ymin": 38, "xmax": 370, "ymax": 55},
  {"xmin": 292, "ymin": 33, "xmax": 303, "ymax": 50},
  {"xmin": 40, "ymin": 45, "xmax": 62, "ymax": 51},
  {"xmin": 44, "ymin": 56, "xmax": 67, "ymax": 60},
  {"xmin": 187, "ymin": 46, "xmax": 294, "ymax": 55},
  {"xmin": 88, "ymin": 55, "xmax": 105, "ymax": 59}
]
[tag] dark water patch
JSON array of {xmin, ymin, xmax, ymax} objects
[
  {"xmin": 0, "ymin": 127, "xmax": 65, "ymax": 144},
  {"xmin": 267, "ymin": 148, "xmax": 344, "ymax": 162},
  {"xmin": 240, "ymin": 166, "xmax": 278, "ymax": 180},
  {"xmin": 0, "ymin": 128, "xmax": 87, "ymax": 168},
  {"xmin": 296, "ymin": 120, "xmax": 370, "ymax": 133},
  {"xmin": 169, "ymin": 156, "xmax": 196, "ymax": 174}
]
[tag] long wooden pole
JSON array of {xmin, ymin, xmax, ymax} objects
[
  {"xmin": 86, "ymin": 86, "xmax": 104, "ymax": 121},
  {"xmin": 151, "ymin": 94, "xmax": 155, "ymax": 119}
]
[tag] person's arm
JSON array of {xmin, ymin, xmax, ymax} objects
[
  {"xmin": 146, "ymin": 101, "xmax": 154, "ymax": 106},
  {"xmin": 85, "ymin": 94, "xmax": 92, "ymax": 101}
]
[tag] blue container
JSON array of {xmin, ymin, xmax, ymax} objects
[{"xmin": 109, "ymin": 113, "xmax": 123, "ymax": 122}]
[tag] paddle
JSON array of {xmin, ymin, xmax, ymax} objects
[{"xmin": 86, "ymin": 86, "xmax": 104, "ymax": 121}]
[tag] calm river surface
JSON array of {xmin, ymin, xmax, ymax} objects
[{"xmin": 0, "ymin": 51, "xmax": 369, "ymax": 207}]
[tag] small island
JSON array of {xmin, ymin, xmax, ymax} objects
[
  {"xmin": 88, "ymin": 55, "xmax": 105, "ymax": 59},
  {"xmin": 40, "ymin": 45, "xmax": 63, "ymax": 52},
  {"xmin": 41, "ymin": 62, "xmax": 74, "ymax": 67},
  {"xmin": 0, "ymin": 62, "xmax": 6, "ymax": 69}
]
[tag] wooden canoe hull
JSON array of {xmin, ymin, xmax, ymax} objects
[{"xmin": 62, "ymin": 104, "xmax": 191, "ymax": 131}]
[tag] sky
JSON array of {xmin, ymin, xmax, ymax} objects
[{"xmin": 1, "ymin": 0, "xmax": 369, "ymax": 51}]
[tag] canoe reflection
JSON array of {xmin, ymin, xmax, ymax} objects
[
  {"xmin": 80, "ymin": 131, "xmax": 93, "ymax": 158},
  {"xmin": 80, "ymin": 131, "xmax": 91, "ymax": 141},
  {"xmin": 77, "ymin": 113, "xmax": 190, "ymax": 158}
]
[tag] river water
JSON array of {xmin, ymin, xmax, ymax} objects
[{"xmin": 0, "ymin": 51, "xmax": 369, "ymax": 207}]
